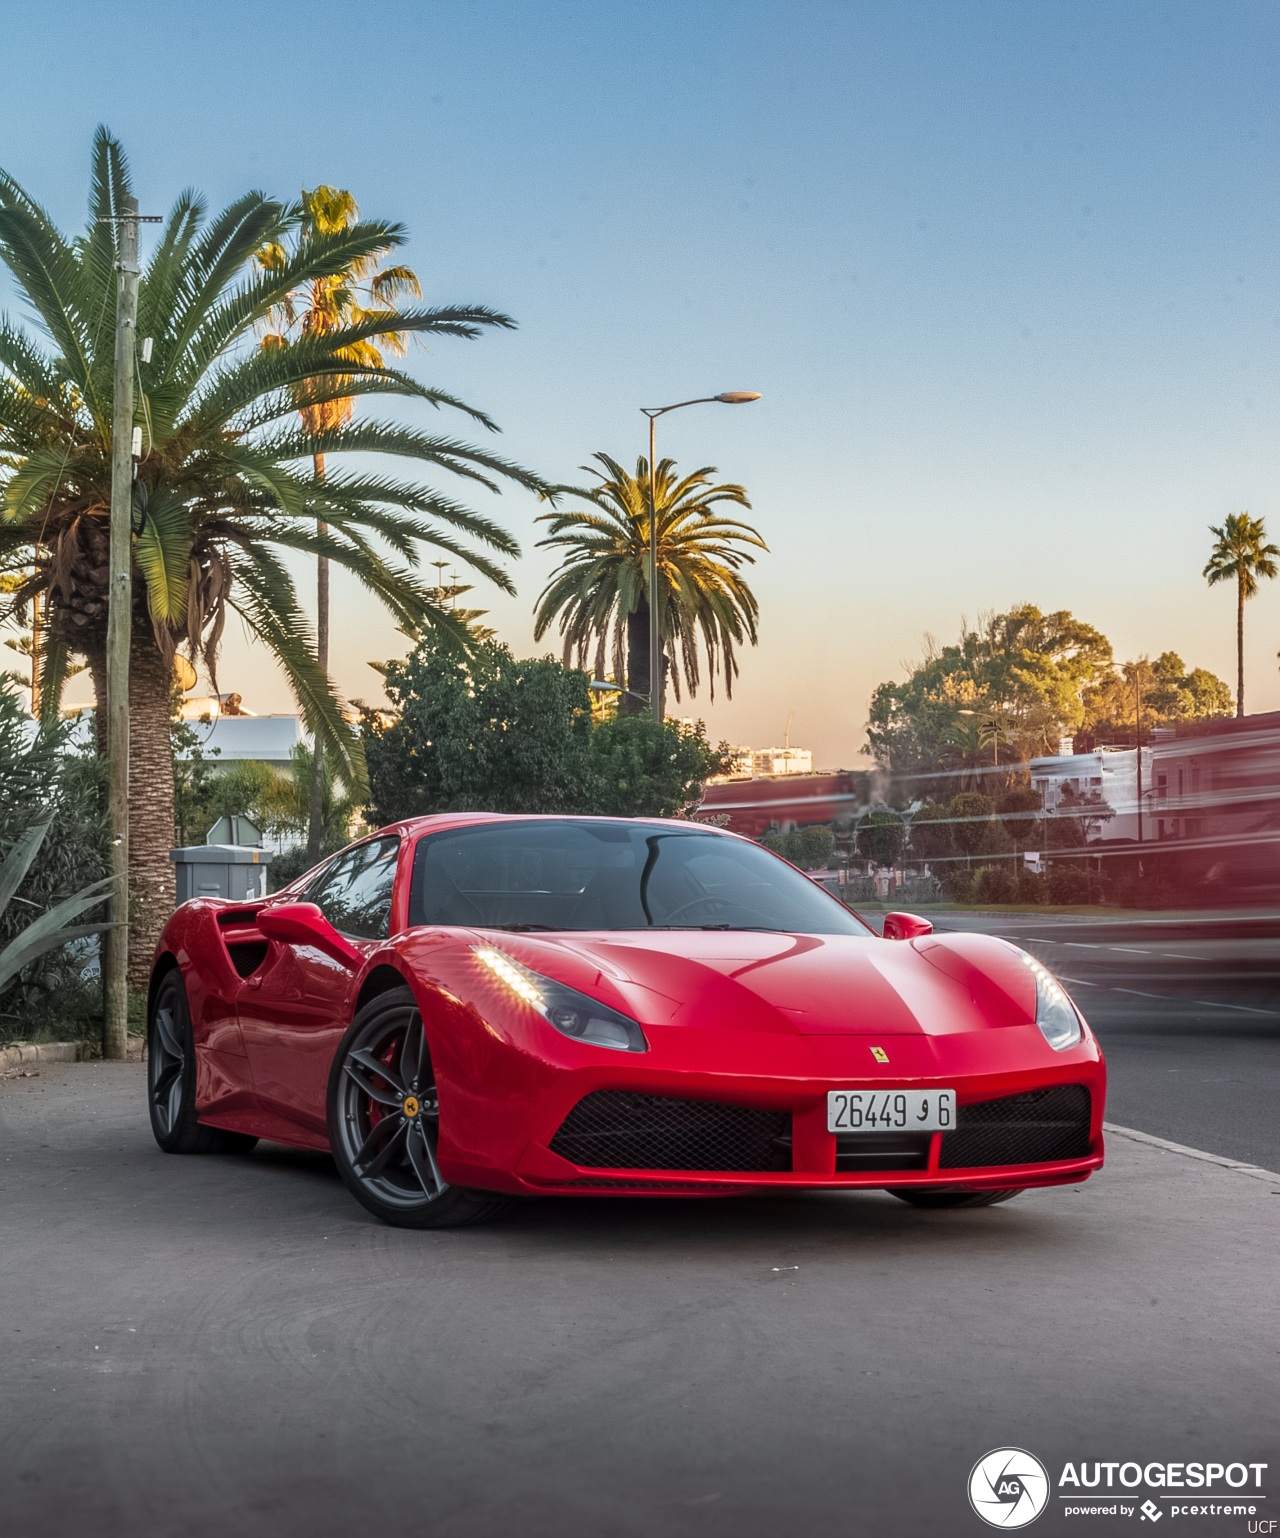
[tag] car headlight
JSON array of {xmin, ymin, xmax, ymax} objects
[
  {"xmin": 473, "ymin": 946, "xmax": 648, "ymax": 1053},
  {"xmin": 1018, "ymin": 952, "xmax": 1083, "ymax": 1051}
]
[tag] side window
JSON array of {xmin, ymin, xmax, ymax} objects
[{"xmin": 306, "ymin": 837, "xmax": 400, "ymax": 940}]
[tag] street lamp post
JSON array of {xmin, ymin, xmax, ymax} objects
[{"xmin": 640, "ymin": 392, "xmax": 760, "ymax": 722}]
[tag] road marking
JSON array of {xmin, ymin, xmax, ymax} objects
[
  {"xmin": 1059, "ymin": 976, "xmax": 1099, "ymax": 987},
  {"xmin": 1064, "ymin": 942, "xmax": 1102, "ymax": 947},
  {"xmin": 1111, "ymin": 946, "xmax": 1151, "ymax": 954},
  {"xmin": 1099, "ymin": 987, "xmax": 1276, "ymax": 1016},
  {"xmin": 1104, "ymin": 1122, "xmax": 1280, "ymax": 1184}
]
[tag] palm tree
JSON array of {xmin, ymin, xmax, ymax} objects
[
  {"xmin": 258, "ymin": 186, "xmax": 424, "ymax": 857},
  {"xmin": 533, "ymin": 454, "xmax": 766, "ymax": 714},
  {"xmin": 0, "ymin": 130, "xmax": 542, "ymax": 980},
  {"xmin": 1203, "ymin": 513, "xmax": 1279, "ymax": 717}
]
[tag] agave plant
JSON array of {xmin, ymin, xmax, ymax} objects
[
  {"xmin": 0, "ymin": 816, "xmax": 113, "ymax": 996},
  {"xmin": 0, "ymin": 129, "xmax": 542, "ymax": 978}
]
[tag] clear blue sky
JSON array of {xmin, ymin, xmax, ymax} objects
[{"xmin": 4, "ymin": 0, "xmax": 1278, "ymax": 762}]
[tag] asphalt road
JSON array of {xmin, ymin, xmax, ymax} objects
[
  {"xmin": 933, "ymin": 911, "xmax": 1280, "ymax": 1169},
  {"xmin": 1, "ymin": 1059, "xmax": 1276, "ymax": 1538}
]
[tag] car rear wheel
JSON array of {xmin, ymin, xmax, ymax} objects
[
  {"xmin": 327, "ymin": 986, "xmax": 507, "ymax": 1229},
  {"xmin": 888, "ymin": 1187, "xmax": 1023, "ymax": 1209},
  {"xmin": 148, "ymin": 970, "xmax": 258, "ymax": 1155}
]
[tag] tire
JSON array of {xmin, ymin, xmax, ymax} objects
[
  {"xmin": 888, "ymin": 1187, "xmax": 1023, "ymax": 1209},
  {"xmin": 327, "ymin": 986, "xmax": 507, "ymax": 1230},
  {"xmin": 148, "ymin": 969, "xmax": 258, "ymax": 1156}
]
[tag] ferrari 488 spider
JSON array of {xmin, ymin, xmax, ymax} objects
[{"xmin": 147, "ymin": 814, "xmax": 1105, "ymax": 1226}]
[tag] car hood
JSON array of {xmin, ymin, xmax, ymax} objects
[{"xmin": 506, "ymin": 929, "xmax": 1039, "ymax": 1037}]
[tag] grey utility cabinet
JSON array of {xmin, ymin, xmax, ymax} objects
[{"xmin": 170, "ymin": 844, "xmax": 273, "ymax": 904}]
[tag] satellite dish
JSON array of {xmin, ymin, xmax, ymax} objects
[{"xmin": 173, "ymin": 655, "xmax": 198, "ymax": 691}]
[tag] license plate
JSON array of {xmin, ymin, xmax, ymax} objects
[{"xmin": 827, "ymin": 1088, "xmax": 957, "ymax": 1133}]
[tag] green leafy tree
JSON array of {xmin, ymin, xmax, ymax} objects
[
  {"xmin": 1082, "ymin": 652, "xmax": 1232, "ymax": 736},
  {"xmin": 763, "ymin": 826, "xmax": 836, "ymax": 870},
  {"xmin": 364, "ymin": 636, "xmax": 724, "ymax": 826},
  {"xmin": 588, "ymin": 714, "xmax": 727, "ymax": 818},
  {"xmin": 1045, "ymin": 783, "xmax": 1114, "ymax": 851},
  {"xmin": 998, "ymin": 787, "xmax": 1043, "ymax": 850},
  {"xmin": 948, "ymin": 792, "xmax": 997, "ymax": 866},
  {"xmin": 1202, "ymin": 513, "xmax": 1279, "ymax": 716},
  {"xmin": 0, "ymin": 131, "xmax": 540, "ymax": 976},
  {"xmin": 534, "ymin": 454, "xmax": 766, "ymax": 713},
  {"xmin": 855, "ymin": 809, "xmax": 906, "ymax": 868},
  {"xmin": 867, "ymin": 606, "xmax": 1113, "ymax": 785},
  {"xmin": 906, "ymin": 801, "xmax": 954, "ymax": 865}
]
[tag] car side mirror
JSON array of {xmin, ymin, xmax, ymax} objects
[
  {"xmin": 257, "ymin": 902, "xmax": 363, "ymax": 969},
  {"xmin": 882, "ymin": 911, "xmax": 933, "ymax": 941}
]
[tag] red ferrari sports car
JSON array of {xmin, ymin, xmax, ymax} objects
[{"xmin": 147, "ymin": 813, "xmax": 1105, "ymax": 1227}]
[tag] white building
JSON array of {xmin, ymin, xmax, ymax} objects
[
  {"xmin": 721, "ymin": 745, "xmax": 814, "ymax": 778},
  {"xmin": 178, "ymin": 714, "xmax": 307, "ymax": 770},
  {"xmin": 1030, "ymin": 746, "xmax": 1153, "ymax": 843}
]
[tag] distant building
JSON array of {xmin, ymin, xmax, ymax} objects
[
  {"xmin": 178, "ymin": 714, "xmax": 306, "ymax": 771},
  {"xmin": 717, "ymin": 744, "xmax": 814, "ymax": 779},
  {"xmin": 1030, "ymin": 746, "xmax": 1153, "ymax": 843},
  {"xmin": 1147, "ymin": 711, "xmax": 1280, "ymax": 897}
]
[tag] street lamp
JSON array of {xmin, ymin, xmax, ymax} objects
[
  {"xmin": 640, "ymin": 391, "xmax": 761, "ymax": 722},
  {"xmin": 587, "ymin": 679, "xmax": 649, "ymax": 704}
]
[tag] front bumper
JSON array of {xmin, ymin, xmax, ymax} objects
[{"xmin": 434, "ymin": 1021, "xmax": 1107, "ymax": 1198}]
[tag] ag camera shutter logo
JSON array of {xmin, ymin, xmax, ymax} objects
[{"xmin": 968, "ymin": 1448, "xmax": 1051, "ymax": 1528}]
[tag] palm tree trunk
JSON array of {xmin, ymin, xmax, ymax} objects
[
  {"xmin": 624, "ymin": 600, "xmax": 649, "ymax": 717},
  {"xmin": 1236, "ymin": 575, "xmax": 1245, "ymax": 718},
  {"xmin": 84, "ymin": 630, "xmax": 178, "ymax": 992},
  {"xmin": 126, "ymin": 634, "xmax": 178, "ymax": 988},
  {"xmin": 308, "ymin": 452, "xmax": 328, "ymax": 858}
]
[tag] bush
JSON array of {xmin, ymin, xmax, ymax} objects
[
  {"xmin": 972, "ymin": 863, "xmax": 1017, "ymax": 905},
  {"xmin": 1046, "ymin": 864, "xmax": 1097, "ymax": 905},
  {"xmin": 939, "ymin": 866, "xmax": 975, "ymax": 903},
  {"xmin": 763, "ymin": 826, "xmax": 837, "ymax": 870}
]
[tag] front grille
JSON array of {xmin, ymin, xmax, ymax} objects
[
  {"xmin": 835, "ymin": 1132, "xmax": 931, "ymax": 1172},
  {"xmin": 939, "ymin": 1085, "xmax": 1092, "ymax": 1169},
  {"xmin": 550, "ymin": 1091, "xmax": 791, "ymax": 1172}
]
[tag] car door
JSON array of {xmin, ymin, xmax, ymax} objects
[{"xmin": 239, "ymin": 836, "xmax": 401, "ymax": 1141}]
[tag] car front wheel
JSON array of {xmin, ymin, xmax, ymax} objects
[{"xmin": 327, "ymin": 986, "xmax": 506, "ymax": 1229}]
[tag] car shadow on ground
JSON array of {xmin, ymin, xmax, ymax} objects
[{"xmin": 244, "ymin": 1139, "xmax": 1088, "ymax": 1251}]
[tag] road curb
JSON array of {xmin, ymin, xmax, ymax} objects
[
  {"xmin": 1105, "ymin": 1121, "xmax": 1280, "ymax": 1184},
  {"xmin": 0, "ymin": 1042, "xmax": 79, "ymax": 1074}
]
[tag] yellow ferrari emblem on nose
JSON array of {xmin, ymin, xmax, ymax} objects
[
  {"xmin": 402, "ymin": 1096, "xmax": 420, "ymax": 1118},
  {"xmin": 869, "ymin": 1046, "xmax": 890, "ymax": 1064}
]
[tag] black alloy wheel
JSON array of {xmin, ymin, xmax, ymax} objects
[
  {"xmin": 327, "ymin": 986, "xmax": 506, "ymax": 1229},
  {"xmin": 147, "ymin": 969, "xmax": 258, "ymax": 1155},
  {"xmin": 888, "ymin": 1187, "xmax": 1023, "ymax": 1209}
]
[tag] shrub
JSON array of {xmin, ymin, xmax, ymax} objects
[
  {"xmin": 973, "ymin": 863, "xmax": 1017, "ymax": 905},
  {"xmin": 1046, "ymin": 864, "xmax": 1096, "ymax": 905}
]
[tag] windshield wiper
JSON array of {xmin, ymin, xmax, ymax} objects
[{"xmin": 488, "ymin": 922, "xmax": 559, "ymax": 932}]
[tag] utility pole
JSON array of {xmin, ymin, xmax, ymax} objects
[
  {"xmin": 104, "ymin": 198, "xmax": 141, "ymax": 1060},
  {"xmin": 1134, "ymin": 666, "xmax": 1144, "ymax": 847}
]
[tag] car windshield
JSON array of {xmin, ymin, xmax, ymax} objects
[{"xmin": 407, "ymin": 819, "xmax": 869, "ymax": 934}]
